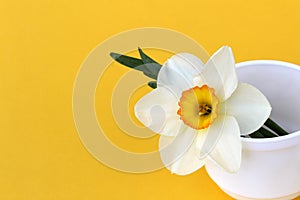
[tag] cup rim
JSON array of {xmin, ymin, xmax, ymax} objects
[{"xmin": 236, "ymin": 60, "xmax": 300, "ymax": 150}]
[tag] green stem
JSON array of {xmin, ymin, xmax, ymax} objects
[
  {"xmin": 249, "ymin": 131, "xmax": 265, "ymax": 138},
  {"xmin": 258, "ymin": 126, "xmax": 278, "ymax": 138},
  {"xmin": 264, "ymin": 118, "xmax": 289, "ymax": 136}
]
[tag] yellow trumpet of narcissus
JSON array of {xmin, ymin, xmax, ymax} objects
[{"xmin": 134, "ymin": 46, "xmax": 271, "ymax": 175}]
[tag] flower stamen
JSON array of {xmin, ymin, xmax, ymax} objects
[{"xmin": 199, "ymin": 104, "xmax": 212, "ymax": 116}]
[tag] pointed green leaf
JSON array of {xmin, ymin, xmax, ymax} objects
[
  {"xmin": 110, "ymin": 52, "xmax": 160, "ymax": 79},
  {"xmin": 138, "ymin": 48, "xmax": 161, "ymax": 80},
  {"xmin": 110, "ymin": 52, "xmax": 144, "ymax": 71},
  {"xmin": 138, "ymin": 47, "xmax": 160, "ymax": 65}
]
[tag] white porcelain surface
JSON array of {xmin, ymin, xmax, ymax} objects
[{"xmin": 205, "ymin": 60, "xmax": 300, "ymax": 200}]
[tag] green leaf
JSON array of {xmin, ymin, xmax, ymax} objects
[
  {"xmin": 110, "ymin": 51, "xmax": 161, "ymax": 79},
  {"xmin": 258, "ymin": 127, "xmax": 278, "ymax": 138},
  {"xmin": 147, "ymin": 81, "xmax": 157, "ymax": 89},
  {"xmin": 264, "ymin": 118, "xmax": 289, "ymax": 136},
  {"xmin": 138, "ymin": 47, "xmax": 160, "ymax": 65},
  {"xmin": 249, "ymin": 131, "xmax": 265, "ymax": 138},
  {"xmin": 110, "ymin": 52, "xmax": 144, "ymax": 71},
  {"xmin": 249, "ymin": 126, "xmax": 280, "ymax": 138},
  {"xmin": 138, "ymin": 48, "xmax": 161, "ymax": 80}
]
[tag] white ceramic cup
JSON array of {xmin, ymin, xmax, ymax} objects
[{"xmin": 205, "ymin": 60, "xmax": 300, "ymax": 200}]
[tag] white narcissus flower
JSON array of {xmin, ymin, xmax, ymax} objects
[{"xmin": 134, "ymin": 46, "xmax": 271, "ymax": 175}]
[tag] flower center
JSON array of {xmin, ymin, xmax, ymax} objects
[
  {"xmin": 177, "ymin": 85, "xmax": 219, "ymax": 130},
  {"xmin": 198, "ymin": 104, "xmax": 212, "ymax": 116}
]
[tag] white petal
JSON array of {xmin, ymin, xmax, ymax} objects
[
  {"xmin": 159, "ymin": 127, "xmax": 205, "ymax": 175},
  {"xmin": 158, "ymin": 53, "xmax": 204, "ymax": 98},
  {"xmin": 196, "ymin": 125, "xmax": 223, "ymax": 160},
  {"xmin": 194, "ymin": 46, "xmax": 238, "ymax": 101},
  {"xmin": 220, "ymin": 83, "xmax": 272, "ymax": 135},
  {"xmin": 208, "ymin": 116, "xmax": 242, "ymax": 173},
  {"xmin": 195, "ymin": 116, "xmax": 234, "ymax": 160},
  {"xmin": 134, "ymin": 87, "xmax": 183, "ymax": 136}
]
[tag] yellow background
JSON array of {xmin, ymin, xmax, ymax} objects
[{"xmin": 1, "ymin": 0, "xmax": 300, "ymax": 199}]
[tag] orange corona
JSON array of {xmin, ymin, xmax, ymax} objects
[{"xmin": 177, "ymin": 85, "xmax": 219, "ymax": 130}]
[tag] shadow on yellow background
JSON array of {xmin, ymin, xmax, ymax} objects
[{"xmin": 1, "ymin": 0, "xmax": 300, "ymax": 199}]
